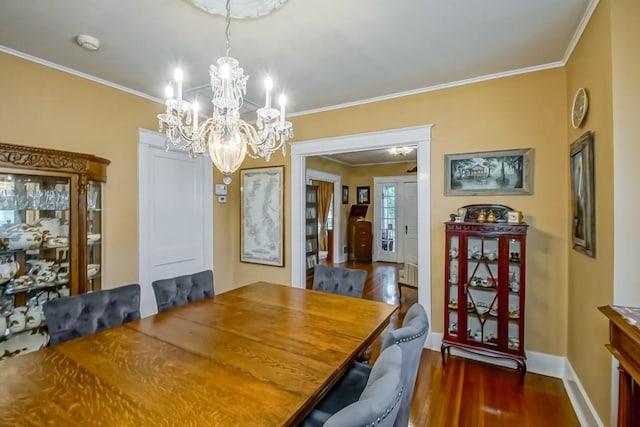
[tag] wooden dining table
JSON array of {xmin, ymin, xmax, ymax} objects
[{"xmin": 0, "ymin": 281, "xmax": 397, "ymax": 426}]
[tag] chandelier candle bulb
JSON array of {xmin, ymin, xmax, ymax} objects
[
  {"xmin": 192, "ymin": 101, "xmax": 199, "ymax": 129},
  {"xmin": 173, "ymin": 68, "xmax": 183, "ymax": 101},
  {"xmin": 165, "ymin": 84, "xmax": 174, "ymax": 100},
  {"xmin": 265, "ymin": 76, "xmax": 273, "ymax": 109},
  {"xmin": 279, "ymin": 94, "xmax": 286, "ymax": 123}
]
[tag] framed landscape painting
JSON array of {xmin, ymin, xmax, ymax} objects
[
  {"xmin": 445, "ymin": 148, "xmax": 534, "ymax": 196},
  {"xmin": 570, "ymin": 131, "xmax": 595, "ymax": 257},
  {"xmin": 240, "ymin": 166, "xmax": 284, "ymax": 266}
]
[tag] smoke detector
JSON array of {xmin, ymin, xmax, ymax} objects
[{"xmin": 76, "ymin": 34, "xmax": 100, "ymax": 51}]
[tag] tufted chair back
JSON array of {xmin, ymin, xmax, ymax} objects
[
  {"xmin": 43, "ymin": 284, "xmax": 141, "ymax": 346},
  {"xmin": 152, "ymin": 270, "xmax": 214, "ymax": 312},
  {"xmin": 312, "ymin": 265, "xmax": 367, "ymax": 298},
  {"xmin": 302, "ymin": 345, "xmax": 404, "ymax": 427},
  {"xmin": 380, "ymin": 303, "xmax": 429, "ymax": 427}
]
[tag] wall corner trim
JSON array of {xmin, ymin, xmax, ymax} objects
[{"xmin": 563, "ymin": 358, "xmax": 606, "ymax": 427}]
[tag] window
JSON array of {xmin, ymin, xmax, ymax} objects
[{"xmin": 381, "ymin": 184, "xmax": 396, "ymax": 252}]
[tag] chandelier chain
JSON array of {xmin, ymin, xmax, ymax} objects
[{"xmin": 225, "ymin": 0, "xmax": 231, "ymax": 57}]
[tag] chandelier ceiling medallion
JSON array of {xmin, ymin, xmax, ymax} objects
[{"xmin": 158, "ymin": 0, "xmax": 293, "ymax": 184}]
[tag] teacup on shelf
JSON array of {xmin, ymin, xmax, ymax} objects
[
  {"xmin": 45, "ymin": 236, "xmax": 69, "ymax": 247},
  {"xmin": 87, "ymin": 264, "xmax": 100, "ymax": 279},
  {"xmin": 25, "ymin": 305, "xmax": 42, "ymax": 329},
  {"xmin": 8, "ymin": 306, "xmax": 27, "ymax": 333}
]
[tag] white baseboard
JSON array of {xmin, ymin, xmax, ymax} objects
[
  {"xmin": 428, "ymin": 332, "xmax": 564, "ymax": 377},
  {"xmin": 426, "ymin": 332, "xmax": 605, "ymax": 426},
  {"xmin": 563, "ymin": 359, "xmax": 605, "ymax": 427}
]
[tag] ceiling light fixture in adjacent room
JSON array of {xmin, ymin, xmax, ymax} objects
[
  {"xmin": 158, "ymin": 0, "xmax": 293, "ymax": 184},
  {"xmin": 388, "ymin": 146, "xmax": 415, "ymax": 156}
]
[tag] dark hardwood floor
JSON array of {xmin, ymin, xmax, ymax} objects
[{"xmin": 311, "ymin": 260, "xmax": 580, "ymax": 427}]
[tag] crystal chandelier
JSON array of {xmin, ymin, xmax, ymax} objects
[{"xmin": 157, "ymin": 0, "xmax": 293, "ymax": 184}]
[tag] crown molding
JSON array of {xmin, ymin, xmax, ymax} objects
[
  {"xmin": 3, "ymin": 0, "xmax": 601, "ymax": 119},
  {"xmin": 290, "ymin": 61, "xmax": 564, "ymax": 118},
  {"xmin": 0, "ymin": 45, "xmax": 163, "ymax": 105},
  {"xmin": 561, "ymin": 0, "xmax": 600, "ymax": 65}
]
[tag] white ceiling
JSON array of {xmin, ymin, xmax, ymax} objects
[
  {"xmin": 0, "ymin": 0, "xmax": 592, "ymax": 117},
  {"xmin": 321, "ymin": 148, "xmax": 417, "ymax": 166}
]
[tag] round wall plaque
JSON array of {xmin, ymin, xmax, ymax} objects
[{"xmin": 571, "ymin": 87, "xmax": 589, "ymax": 129}]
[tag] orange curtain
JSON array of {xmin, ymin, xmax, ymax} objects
[{"xmin": 313, "ymin": 180, "xmax": 333, "ymax": 251}]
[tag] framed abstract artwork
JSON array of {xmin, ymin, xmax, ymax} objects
[{"xmin": 570, "ymin": 131, "xmax": 595, "ymax": 257}]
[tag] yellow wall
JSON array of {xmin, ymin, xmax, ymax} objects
[
  {"xmin": 0, "ymin": 52, "xmax": 162, "ymax": 289},
  {"xmin": 0, "ymin": 51, "xmax": 568, "ymax": 355},
  {"xmin": 565, "ymin": 1, "xmax": 614, "ymax": 422},
  {"xmin": 292, "ymin": 68, "xmax": 569, "ymax": 355}
]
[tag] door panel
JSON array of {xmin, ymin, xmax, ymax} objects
[
  {"xmin": 138, "ymin": 130, "xmax": 213, "ymax": 317},
  {"xmin": 402, "ymin": 182, "xmax": 418, "ymax": 265}
]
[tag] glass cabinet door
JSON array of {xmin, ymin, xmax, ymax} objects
[
  {"xmin": 0, "ymin": 173, "xmax": 71, "ymax": 358},
  {"xmin": 465, "ymin": 235, "xmax": 499, "ymax": 348},
  {"xmin": 507, "ymin": 238, "xmax": 523, "ymax": 351},
  {"xmin": 86, "ymin": 181, "xmax": 103, "ymax": 292},
  {"xmin": 445, "ymin": 234, "xmax": 459, "ymax": 338}
]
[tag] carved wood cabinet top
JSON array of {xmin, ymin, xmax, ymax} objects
[{"xmin": 0, "ymin": 142, "xmax": 110, "ymax": 182}]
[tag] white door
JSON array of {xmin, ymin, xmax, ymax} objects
[
  {"xmin": 400, "ymin": 181, "xmax": 418, "ymax": 265},
  {"xmin": 373, "ymin": 177, "xmax": 417, "ymax": 263},
  {"xmin": 138, "ymin": 129, "xmax": 213, "ymax": 318}
]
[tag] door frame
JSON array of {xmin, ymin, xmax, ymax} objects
[
  {"xmin": 291, "ymin": 125, "xmax": 432, "ymax": 331},
  {"xmin": 373, "ymin": 175, "xmax": 417, "ymax": 263},
  {"xmin": 306, "ymin": 169, "xmax": 344, "ymax": 263},
  {"xmin": 137, "ymin": 128, "xmax": 214, "ymax": 317}
]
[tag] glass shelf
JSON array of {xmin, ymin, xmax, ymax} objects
[{"xmin": 3, "ymin": 281, "xmax": 66, "ymax": 296}]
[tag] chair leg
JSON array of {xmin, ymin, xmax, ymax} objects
[{"xmin": 356, "ymin": 346, "xmax": 372, "ymax": 364}]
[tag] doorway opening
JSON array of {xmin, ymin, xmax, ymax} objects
[{"xmin": 291, "ymin": 125, "xmax": 432, "ymax": 330}]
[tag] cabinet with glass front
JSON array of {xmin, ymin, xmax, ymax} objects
[
  {"xmin": 441, "ymin": 204, "xmax": 528, "ymax": 383},
  {"xmin": 0, "ymin": 142, "xmax": 109, "ymax": 359}
]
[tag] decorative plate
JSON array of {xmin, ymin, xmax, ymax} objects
[
  {"xmin": 0, "ymin": 326, "xmax": 49, "ymax": 360},
  {"xmin": 571, "ymin": 87, "xmax": 589, "ymax": 129}
]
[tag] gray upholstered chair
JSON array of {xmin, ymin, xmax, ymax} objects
[
  {"xmin": 43, "ymin": 284, "xmax": 141, "ymax": 345},
  {"xmin": 310, "ymin": 303, "xmax": 429, "ymax": 427},
  {"xmin": 152, "ymin": 269, "xmax": 214, "ymax": 312},
  {"xmin": 312, "ymin": 265, "xmax": 367, "ymax": 298},
  {"xmin": 301, "ymin": 344, "xmax": 404, "ymax": 427}
]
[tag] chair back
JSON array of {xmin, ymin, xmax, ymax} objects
[
  {"xmin": 380, "ymin": 303, "xmax": 429, "ymax": 427},
  {"xmin": 44, "ymin": 284, "xmax": 141, "ymax": 345},
  {"xmin": 312, "ymin": 265, "xmax": 366, "ymax": 298},
  {"xmin": 324, "ymin": 344, "xmax": 404, "ymax": 427},
  {"xmin": 152, "ymin": 270, "xmax": 214, "ymax": 312}
]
